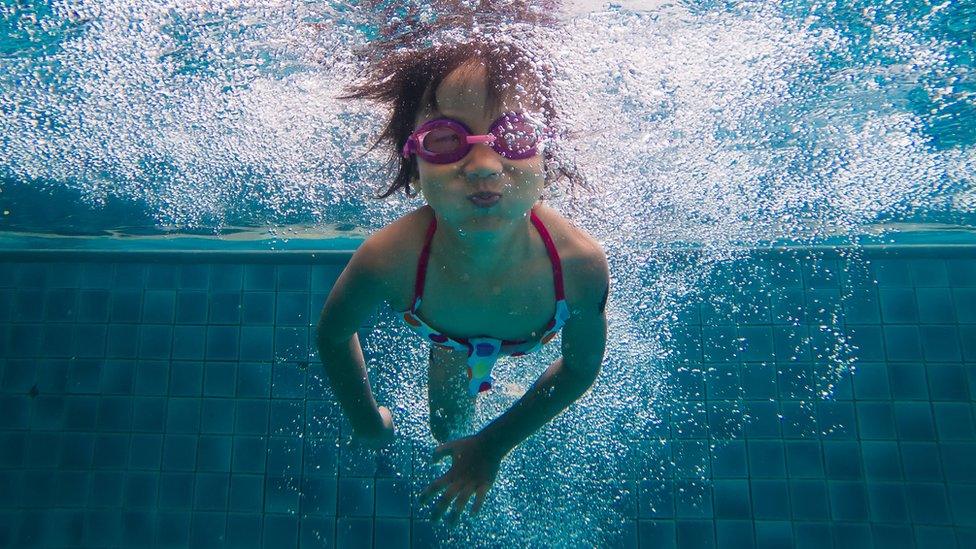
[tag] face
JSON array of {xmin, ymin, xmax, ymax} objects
[{"xmin": 412, "ymin": 61, "xmax": 545, "ymax": 232}]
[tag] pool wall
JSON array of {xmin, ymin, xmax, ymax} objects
[{"xmin": 0, "ymin": 246, "xmax": 974, "ymax": 547}]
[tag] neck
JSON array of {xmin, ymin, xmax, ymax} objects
[{"xmin": 432, "ymin": 208, "xmax": 536, "ymax": 275}]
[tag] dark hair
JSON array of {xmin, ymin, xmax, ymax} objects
[{"xmin": 337, "ymin": 2, "xmax": 584, "ymax": 200}]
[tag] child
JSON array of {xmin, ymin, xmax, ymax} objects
[{"xmin": 315, "ymin": 24, "xmax": 610, "ymax": 525}]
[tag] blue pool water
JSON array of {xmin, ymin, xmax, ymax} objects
[{"xmin": 2, "ymin": 0, "xmax": 976, "ymax": 547}]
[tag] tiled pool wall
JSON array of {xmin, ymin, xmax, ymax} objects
[{"xmin": 0, "ymin": 248, "xmax": 974, "ymax": 548}]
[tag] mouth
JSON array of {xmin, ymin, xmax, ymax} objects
[{"xmin": 467, "ymin": 191, "xmax": 502, "ymax": 208}]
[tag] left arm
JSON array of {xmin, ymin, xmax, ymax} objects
[{"xmin": 477, "ymin": 251, "xmax": 610, "ymax": 461}]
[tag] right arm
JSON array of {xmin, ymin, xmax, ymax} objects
[{"xmin": 316, "ymin": 236, "xmax": 393, "ymax": 440}]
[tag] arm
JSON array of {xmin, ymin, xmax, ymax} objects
[
  {"xmin": 316, "ymin": 236, "xmax": 392, "ymax": 438},
  {"xmin": 477, "ymin": 250, "xmax": 610, "ymax": 460}
]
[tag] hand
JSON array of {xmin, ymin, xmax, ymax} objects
[
  {"xmin": 353, "ymin": 405, "xmax": 395, "ymax": 449},
  {"xmin": 419, "ymin": 434, "xmax": 502, "ymax": 526}
]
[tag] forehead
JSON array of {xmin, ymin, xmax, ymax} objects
[{"xmin": 424, "ymin": 60, "xmax": 543, "ymax": 121}]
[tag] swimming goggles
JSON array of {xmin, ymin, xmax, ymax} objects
[{"xmin": 401, "ymin": 112, "xmax": 546, "ymax": 164}]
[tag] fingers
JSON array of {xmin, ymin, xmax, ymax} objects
[
  {"xmin": 430, "ymin": 482, "xmax": 464, "ymax": 521},
  {"xmin": 419, "ymin": 474, "xmax": 451, "ymax": 506},
  {"xmin": 446, "ymin": 484, "xmax": 476, "ymax": 525},
  {"xmin": 470, "ymin": 484, "xmax": 489, "ymax": 516},
  {"xmin": 432, "ymin": 442, "xmax": 453, "ymax": 463}
]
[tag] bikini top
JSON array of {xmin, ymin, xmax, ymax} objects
[{"xmin": 397, "ymin": 207, "xmax": 571, "ymax": 396}]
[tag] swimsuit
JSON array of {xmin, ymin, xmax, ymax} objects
[{"xmin": 398, "ymin": 208, "xmax": 571, "ymax": 396}]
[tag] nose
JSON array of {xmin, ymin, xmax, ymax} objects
[{"xmin": 462, "ymin": 142, "xmax": 503, "ymax": 181}]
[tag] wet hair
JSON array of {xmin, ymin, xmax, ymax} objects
[{"xmin": 337, "ymin": 2, "xmax": 584, "ymax": 199}]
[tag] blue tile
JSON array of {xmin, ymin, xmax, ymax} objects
[
  {"xmin": 672, "ymin": 439, "xmax": 709, "ymax": 478},
  {"xmin": 927, "ymin": 363, "xmax": 970, "ymax": 401},
  {"xmin": 20, "ymin": 470, "xmax": 55, "ymax": 507},
  {"xmin": 134, "ymin": 360, "xmax": 169, "ymax": 396},
  {"xmin": 337, "ymin": 477, "xmax": 374, "ymax": 517},
  {"xmin": 779, "ymin": 401, "xmax": 819, "ymax": 439},
  {"xmin": 932, "ymin": 402, "xmax": 976, "ymax": 440},
  {"xmin": 146, "ymin": 264, "xmax": 179, "ymax": 290},
  {"xmin": 157, "ymin": 472, "xmax": 195, "ymax": 509},
  {"xmin": 674, "ymin": 479, "xmax": 712, "ymax": 518},
  {"xmin": 822, "ymin": 441, "xmax": 862, "ymax": 480},
  {"xmin": 139, "ymin": 325, "xmax": 172, "ymax": 360},
  {"xmin": 162, "ymin": 435, "xmax": 198, "ymax": 471},
  {"xmin": 638, "ymin": 520, "xmax": 676, "ymax": 549},
  {"xmin": 749, "ymin": 479, "xmax": 789, "ymax": 520},
  {"xmin": 270, "ymin": 400, "xmax": 304, "ymax": 437},
  {"xmin": 793, "ymin": 522, "xmax": 832, "ymax": 549},
  {"xmin": 42, "ymin": 324, "xmax": 74, "ymax": 357},
  {"xmin": 916, "ymin": 287, "xmax": 956, "ymax": 323},
  {"xmin": 883, "ymin": 325, "xmax": 923, "ymax": 361},
  {"xmin": 947, "ymin": 484, "xmax": 976, "ymax": 527},
  {"xmin": 274, "ymin": 327, "xmax": 308, "ymax": 363},
  {"xmin": 244, "ymin": 265, "xmax": 276, "ymax": 291},
  {"xmin": 190, "ymin": 512, "xmax": 226, "ymax": 547},
  {"xmin": 129, "ymin": 434, "xmax": 163, "ymax": 470},
  {"xmin": 953, "ymin": 288, "xmax": 976, "ymax": 322},
  {"xmin": 963, "ymin": 326, "xmax": 976, "ymax": 361},
  {"xmin": 772, "ymin": 326, "xmax": 810, "ymax": 362},
  {"xmin": 893, "ymin": 402, "xmax": 937, "ymax": 441},
  {"xmin": 303, "ymin": 438, "xmax": 339, "ymax": 478},
  {"xmin": 909, "ymin": 259, "xmax": 949, "ymax": 286},
  {"xmin": 62, "ymin": 396, "xmax": 98, "ymax": 431},
  {"xmin": 232, "ymin": 436, "xmax": 267, "ymax": 474},
  {"xmin": 706, "ymin": 402, "xmax": 744, "ymax": 440},
  {"xmin": 879, "ymin": 287, "xmax": 918, "ymax": 323},
  {"xmin": 121, "ymin": 511, "xmax": 155, "ymax": 546},
  {"xmin": 754, "ymin": 521, "xmax": 792, "ymax": 549},
  {"xmin": 747, "ymin": 440, "xmax": 786, "ymax": 478},
  {"xmin": 201, "ymin": 398, "xmax": 236, "ymax": 434},
  {"xmin": 194, "ymin": 474, "xmax": 230, "ymax": 510},
  {"xmin": 675, "ymin": 519, "xmax": 715, "ymax": 548},
  {"xmin": 197, "ymin": 435, "xmax": 232, "ymax": 472},
  {"xmin": 44, "ymin": 288, "xmax": 78, "ymax": 321},
  {"xmin": 711, "ymin": 440, "xmax": 747, "ymax": 478},
  {"xmin": 845, "ymin": 326, "xmax": 885, "ymax": 361},
  {"xmin": 110, "ymin": 291, "xmax": 143, "ymax": 323},
  {"xmin": 124, "ymin": 471, "xmax": 158, "ymax": 509},
  {"xmin": 262, "ymin": 514, "xmax": 298, "ymax": 549},
  {"xmin": 373, "ymin": 518, "xmax": 408, "ymax": 549},
  {"xmin": 114, "ymin": 264, "xmax": 146, "ymax": 289},
  {"xmin": 171, "ymin": 326, "xmax": 206, "ymax": 360},
  {"xmin": 805, "ymin": 288, "xmax": 841, "ymax": 325},
  {"xmin": 237, "ymin": 363, "xmax": 272, "ymax": 398},
  {"xmin": 47, "ymin": 262, "xmax": 82, "ymax": 288},
  {"xmin": 166, "ymin": 398, "xmax": 201, "ymax": 433},
  {"xmin": 6, "ymin": 325, "xmax": 41, "ymax": 358},
  {"xmin": 240, "ymin": 327, "xmax": 274, "ymax": 362},
  {"xmin": 132, "ymin": 396, "xmax": 167, "ymax": 431},
  {"xmin": 56, "ymin": 471, "xmax": 90, "ymax": 507},
  {"xmin": 211, "ymin": 265, "xmax": 243, "ymax": 291},
  {"xmin": 15, "ymin": 510, "xmax": 48, "ymax": 546},
  {"xmin": 78, "ymin": 290, "xmax": 110, "ymax": 322},
  {"xmin": 46, "ymin": 510, "xmax": 86, "ymax": 546},
  {"xmin": 712, "ymin": 479, "xmax": 750, "ymax": 519},
  {"xmin": 179, "ymin": 265, "xmax": 210, "ymax": 290},
  {"xmin": 210, "ymin": 292, "xmax": 242, "ymax": 324},
  {"xmin": 301, "ymin": 477, "xmax": 338, "ymax": 515},
  {"xmin": 156, "ymin": 512, "xmax": 190, "ymax": 546},
  {"xmin": 940, "ymin": 442, "xmax": 976, "ymax": 482},
  {"xmin": 266, "ymin": 436, "xmax": 301, "ymax": 476},
  {"xmin": 702, "ymin": 326, "xmax": 738, "ymax": 363},
  {"xmin": 25, "ymin": 432, "xmax": 58, "ymax": 468},
  {"xmin": 742, "ymin": 401, "xmax": 781, "ymax": 438},
  {"xmin": 169, "ymin": 362, "xmax": 203, "ymax": 396},
  {"xmin": 336, "ymin": 517, "xmax": 372, "ymax": 548},
  {"xmin": 867, "ymin": 481, "xmax": 910, "ymax": 523},
  {"xmin": 740, "ymin": 363, "xmax": 777, "ymax": 399},
  {"xmin": 105, "ymin": 324, "xmax": 137, "ymax": 359},
  {"xmin": 89, "ymin": 471, "xmax": 125, "ymax": 507},
  {"xmin": 265, "ymin": 475, "xmax": 300, "ymax": 513},
  {"xmin": 374, "ymin": 478, "xmax": 410, "ymax": 518},
  {"xmin": 176, "ymin": 291, "xmax": 208, "ymax": 323},
  {"xmin": 2, "ymin": 359, "xmax": 36, "ymax": 392},
  {"xmin": 738, "ymin": 326, "xmax": 773, "ymax": 362},
  {"xmin": 275, "ymin": 292, "xmax": 308, "ymax": 326},
  {"xmin": 272, "ymin": 362, "xmax": 306, "ymax": 399},
  {"xmin": 851, "ymin": 362, "xmax": 890, "ymax": 399},
  {"xmin": 856, "ymin": 402, "xmax": 896, "ymax": 440},
  {"xmin": 905, "ymin": 482, "xmax": 952, "ymax": 525},
  {"xmin": 13, "ymin": 290, "xmax": 43, "ymax": 321},
  {"xmin": 66, "ymin": 359, "xmax": 102, "ymax": 393},
  {"xmin": 304, "ymin": 400, "xmax": 339, "ymax": 438},
  {"xmin": 816, "ymin": 401, "xmax": 856, "ymax": 440},
  {"xmin": 900, "ymin": 441, "xmax": 944, "ymax": 481},
  {"xmin": 918, "ymin": 326, "xmax": 962, "ymax": 361},
  {"xmin": 277, "ymin": 265, "xmax": 310, "ymax": 291},
  {"xmin": 207, "ymin": 326, "xmax": 240, "ymax": 361},
  {"xmin": 913, "ymin": 526, "xmax": 957, "ymax": 548},
  {"xmin": 142, "ymin": 291, "xmax": 176, "ymax": 323},
  {"xmin": 100, "ymin": 360, "xmax": 135, "ymax": 395},
  {"xmin": 81, "ymin": 263, "xmax": 114, "ymax": 289},
  {"xmin": 242, "ymin": 292, "xmax": 275, "ymax": 325},
  {"xmin": 888, "ymin": 363, "xmax": 929, "ymax": 400},
  {"xmin": 229, "ymin": 475, "xmax": 264, "ymax": 512},
  {"xmin": 789, "ymin": 479, "xmax": 829, "ymax": 521},
  {"xmin": 226, "ymin": 513, "xmax": 263, "ymax": 547},
  {"xmin": 776, "ymin": 363, "xmax": 811, "ymax": 400},
  {"xmin": 92, "ymin": 433, "xmax": 130, "ymax": 469},
  {"xmin": 85, "ymin": 510, "xmax": 123, "ymax": 546},
  {"xmin": 947, "ymin": 258, "xmax": 976, "ymax": 286},
  {"xmin": 827, "ymin": 480, "xmax": 869, "ymax": 521},
  {"xmin": 873, "ymin": 259, "xmax": 912, "ymax": 286},
  {"xmin": 235, "ymin": 400, "xmax": 269, "ymax": 435}
]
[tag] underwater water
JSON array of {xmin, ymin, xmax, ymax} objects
[{"xmin": 1, "ymin": 0, "xmax": 975, "ymax": 547}]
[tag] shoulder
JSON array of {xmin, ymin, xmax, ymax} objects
[
  {"xmin": 349, "ymin": 205, "xmax": 431, "ymax": 301},
  {"xmin": 533, "ymin": 204, "xmax": 610, "ymax": 310}
]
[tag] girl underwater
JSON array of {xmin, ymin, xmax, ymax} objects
[{"xmin": 316, "ymin": 4, "xmax": 610, "ymax": 525}]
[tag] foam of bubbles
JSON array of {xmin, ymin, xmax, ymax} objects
[{"xmin": 2, "ymin": 0, "xmax": 974, "ymax": 545}]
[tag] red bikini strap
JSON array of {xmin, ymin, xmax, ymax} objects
[
  {"xmin": 530, "ymin": 209, "xmax": 566, "ymax": 301},
  {"xmin": 412, "ymin": 213, "xmax": 437, "ymax": 310}
]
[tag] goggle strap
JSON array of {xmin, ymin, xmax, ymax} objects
[{"xmin": 466, "ymin": 135, "xmax": 496, "ymax": 145}]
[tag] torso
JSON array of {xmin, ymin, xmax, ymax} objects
[{"xmin": 374, "ymin": 203, "xmax": 598, "ymax": 344}]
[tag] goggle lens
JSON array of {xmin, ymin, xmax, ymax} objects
[
  {"xmin": 404, "ymin": 113, "xmax": 544, "ymax": 164},
  {"xmin": 422, "ymin": 126, "xmax": 463, "ymax": 154}
]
